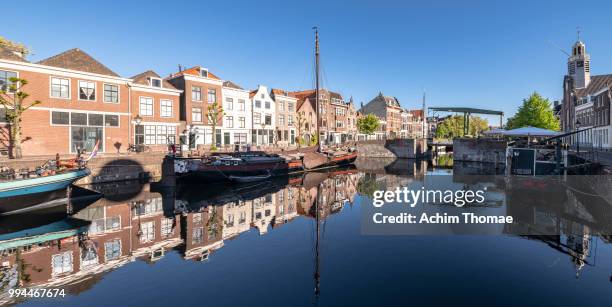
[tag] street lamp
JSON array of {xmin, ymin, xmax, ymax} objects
[
  {"xmin": 575, "ymin": 120, "xmax": 581, "ymax": 154},
  {"xmin": 134, "ymin": 114, "xmax": 142, "ymax": 125}
]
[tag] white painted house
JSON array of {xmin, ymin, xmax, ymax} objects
[
  {"xmin": 221, "ymin": 80, "xmax": 251, "ymax": 147},
  {"xmin": 249, "ymin": 85, "xmax": 276, "ymax": 145}
]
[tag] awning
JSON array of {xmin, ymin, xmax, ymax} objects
[{"xmin": 501, "ymin": 126, "xmax": 560, "ymax": 137}]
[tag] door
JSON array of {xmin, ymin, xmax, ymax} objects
[{"xmin": 72, "ymin": 126, "xmax": 103, "ymax": 153}]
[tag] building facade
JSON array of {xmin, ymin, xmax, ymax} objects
[
  {"xmin": 221, "ymin": 80, "xmax": 251, "ymax": 148},
  {"xmin": 292, "ymin": 89, "xmax": 351, "ymax": 145},
  {"xmin": 129, "ymin": 70, "xmax": 182, "ymax": 152},
  {"xmin": 360, "ymin": 92, "xmax": 426, "ymax": 140},
  {"xmin": 249, "ymin": 85, "xmax": 276, "ymax": 146},
  {"xmin": 0, "ymin": 48, "xmax": 132, "ymax": 156},
  {"xmin": 166, "ymin": 66, "xmax": 223, "ymax": 148},
  {"xmin": 270, "ymin": 88, "xmax": 297, "ymax": 147},
  {"xmin": 296, "ymin": 95, "xmax": 317, "ymax": 145},
  {"xmin": 560, "ymin": 39, "xmax": 612, "ymax": 148}
]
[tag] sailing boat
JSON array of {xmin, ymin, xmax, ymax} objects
[{"xmin": 309, "ymin": 27, "xmax": 358, "ymax": 169}]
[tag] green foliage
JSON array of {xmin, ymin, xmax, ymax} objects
[
  {"xmin": 310, "ymin": 133, "xmax": 318, "ymax": 146},
  {"xmin": 357, "ymin": 114, "xmax": 380, "ymax": 135},
  {"xmin": 206, "ymin": 102, "xmax": 224, "ymax": 149},
  {"xmin": 435, "ymin": 115, "xmax": 489, "ymax": 138},
  {"xmin": 356, "ymin": 174, "xmax": 380, "ymax": 198},
  {"xmin": 0, "ymin": 77, "xmax": 41, "ymax": 158},
  {"xmin": 506, "ymin": 92, "xmax": 560, "ymax": 130},
  {"xmin": 0, "ymin": 37, "xmax": 31, "ymax": 56}
]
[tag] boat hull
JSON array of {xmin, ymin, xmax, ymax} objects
[{"xmin": 0, "ymin": 169, "xmax": 91, "ymax": 215}]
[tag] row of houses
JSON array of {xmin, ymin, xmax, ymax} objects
[
  {"xmin": 0, "ymin": 43, "xmax": 425, "ymax": 157},
  {"xmin": 559, "ymin": 38, "xmax": 612, "ymax": 149}
]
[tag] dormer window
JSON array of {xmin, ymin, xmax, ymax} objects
[
  {"xmin": 200, "ymin": 68, "xmax": 208, "ymax": 78},
  {"xmin": 149, "ymin": 77, "xmax": 162, "ymax": 88}
]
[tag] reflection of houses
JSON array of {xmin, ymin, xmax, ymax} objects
[
  {"xmin": 222, "ymin": 200, "xmax": 252, "ymax": 239},
  {"xmin": 0, "ymin": 170, "xmax": 365, "ymax": 304},
  {"xmin": 0, "ymin": 184, "xmax": 182, "ymax": 301},
  {"xmin": 251, "ymin": 193, "xmax": 276, "ymax": 235},
  {"xmin": 180, "ymin": 205, "xmax": 224, "ymax": 261}
]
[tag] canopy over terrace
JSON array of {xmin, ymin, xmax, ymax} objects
[
  {"xmin": 502, "ymin": 126, "xmax": 560, "ymax": 137},
  {"xmin": 429, "ymin": 107, "xmax": 504, "ymax": 136}
]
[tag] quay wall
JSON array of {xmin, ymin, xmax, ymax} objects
[
  {"xmin": 356, "ymin": 139, "xmax": 427, "ymax": 159},
  {"xmin": 453, "ymin": 138, "xmax": 506, "ymax": 164},
  {"xmin": 0, "ymin": 153, "xmax": 166, "ymax": 185}
]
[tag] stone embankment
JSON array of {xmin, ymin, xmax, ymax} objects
[
  {"xmin": 356, "ymin": 139, "xmax": 427, "ymax": 159},
  {"xmin": 453, "ymin": 138, "xmax": 506, "ymax": 164}
]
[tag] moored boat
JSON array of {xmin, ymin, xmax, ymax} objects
[
  {"xmin": 174, "ymin": 151, "xmax": 304, "ymax": 183},
  {"xmin": 0, "ymin": 168, "xmax": 91, "ymax": 215}
]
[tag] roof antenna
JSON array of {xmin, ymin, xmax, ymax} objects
[
  {"xmin": 577, "ymin": 26, "xmax": 581, "ymax": 41},
  {"xmin": 547, "ymin": 40, "xmax": 570, "ymax": 57}
]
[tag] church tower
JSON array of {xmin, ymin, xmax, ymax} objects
[{"xmin": 567, "ymin": 33, "xmax": 591, "ymax": 89}]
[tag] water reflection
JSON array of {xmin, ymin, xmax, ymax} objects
[{"xmin": 0, "ymin": 159, "xmax": 609, "ymax": 305}]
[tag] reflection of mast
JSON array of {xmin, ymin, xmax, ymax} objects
[{"xmin": 314, "ymin": 181, "xmax": 321, "ymax": 296}]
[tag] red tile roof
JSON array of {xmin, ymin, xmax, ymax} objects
[
  {"xmin": 130, "ymin": 70, "xmax": 178, "ymax": 90},
  {"xmin": 170, "ymin": 66, "xmax": 221, "ymax": 80},
  {"xmin": 37, "ymin": 48, "xmax": 119, "ymax": 77}
]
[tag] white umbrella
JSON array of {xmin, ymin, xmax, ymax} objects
[
  {"xmin": 501, "ymin": 126, "xmax": 560, "ymax": 137},
  {"xmin": 483, "ymin": 128, "xmax": 506, "ymax": 135}
]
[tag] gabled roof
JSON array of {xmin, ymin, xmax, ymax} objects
[
  {"xmin": 130, "ymin": 70, "xmax": 177, "ymax": 90},
  {"xmin": 290, "ymin": 89, "xmax": 344, "ymax": 101},
  {"xmin": 271, "ymin": 88, "xmax": 296, "ymax": 98},
  {"xmin": 575, "ymin": 74, "xmax": 612, "ymax": 97},
  {"xmin": 223, "ymin": 80, "xmax": 243, "ymax": 90},
  {"xmin": 375, "ymin": 92, "xmax": 400, "ymax": 107},
  {"xmin": 0, "ymin": 46, "xmax": 28, "ymax": 62},
  {"xmin": 169, "ymin": 65, "xmax": 221, "ymax": 80},
  {"xmin": 37, "ymin": 48, "xmax": 119, "ymax": 77},
  {"xmin": 409, "ymin": 109, "xmax": 424, "ymax": 118}
]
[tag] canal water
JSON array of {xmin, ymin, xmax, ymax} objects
[{"xmin": 1, "ymin": 158, "xmax": 611, "ymax": 306}]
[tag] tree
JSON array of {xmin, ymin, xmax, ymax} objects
[
  {"xmin": 435, "ymin": 115, "xmax": 489, "ymax": 138},
  {"xmin": 295, "ymin": 111, "xmax": 306, "ymax": 148},
  {"xmin": 507, "ymin": 92, "xmax": 560, "ymax": 130},
  {"xmin": 0, "ymin": 37, "xmax": 31, "ymax": 57},
  {"xmin": 206, "ymin": 101, "xmax": 224, "ymax": 151},
  {"xmin": 357, "ymin": 114, "xmax": 380, "ymax": 135},
  {"xmin": 0, "ymin": 78, "xmax": 41, "ymax": 158}
]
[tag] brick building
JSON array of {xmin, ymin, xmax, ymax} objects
[
  {"xmin": 292, "ymin": 89, "xmax": 351, "ymax": 145},
  {"xmin": 560, "ymin": 38, "xmax": 612, "ymax": 148},
  {"xmin": 166, "ymin": 66, "xmax": 223, "ymax": 149},
  {"xmin": 270, "ymin": 88, "xmax": 297, "ymax": 147},
  {"xmin": 0, "ymin": 48, "xmax": 132, "ymax": 156},
  {"xmin": 129, "ymin": 70, "xmax": 182, "ymax": 152}
]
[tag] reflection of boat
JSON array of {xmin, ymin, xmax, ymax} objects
[
  {"xmin": 0, "ymin": 217, "xmax": 90, "ymax": 251},
  {"xmin": 228, "ymin": 174, "xmax": 271, "ymax": 183},
  {"xmin": 0, "ymin": 168, "xmax": 91, "ymax": 215}
]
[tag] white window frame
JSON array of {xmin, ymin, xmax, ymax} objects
[
  {"xmin": 104, "ymin": 239, "xmax": 122, "ymax": 262},
  {"xmin": 103, "ymin": 83, "xmax": 120, "ymax": 103},
  {"xmin": 192, "ymin": 86, "xmax": 202, "ymax": 102},
  {"xmin": 207, "ymin": 89, "xmax": 217, "ymax": 103},
  {"xmin": 239, "ymin": 116, "xmax": 245, "ymax": 128},
  {"xmin": 192, "ymin": 107, "xmax": 202, "ymax": 122},
  {"xmin": 50, "ymin": 76, "xmax": 70, "ymax": 99},
  {"xmin": 0, "ymin": 69, "xmax": 18, "ymax": 93},
  {"xmin": 51, "ymin": 251, "xmax": 73, "ymax": 276},
  {"xmin": 238, "ymin": 99, "xmax": 245, "ymax": 111},
  {"xmin": 139, "ymin": 96, "xmax": 154, "ymax": 116},
  {"xmin": 226, "ymin": 116, "xmax": 234, "ymax": 128},
  {"xmin": 148, "ymin": 77, "xmax": 162, "ymax": 88},
  {"xmin": 160, "ymin": 99, "xmax": 173, "ymax": 118},
  {"xmin": 225, "ymin": 97, "xmax": 233, "ymax": 110},
  {"xmin": 78, "ymin": 80, "xmax": 96, "ymax": 101}
]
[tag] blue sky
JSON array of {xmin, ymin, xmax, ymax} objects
[{"xmin": 4, "ymin": 0, "xmax": 612, "ymax": 123}]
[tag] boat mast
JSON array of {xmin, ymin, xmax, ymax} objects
[{"xmin": 314, "ymin": 26, "xmax": 321, "ymax": 153}]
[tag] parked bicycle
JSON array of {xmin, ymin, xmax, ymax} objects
[{"xmin": 127, "ymin": 144, "xmax": 151, "ymax": 153}]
